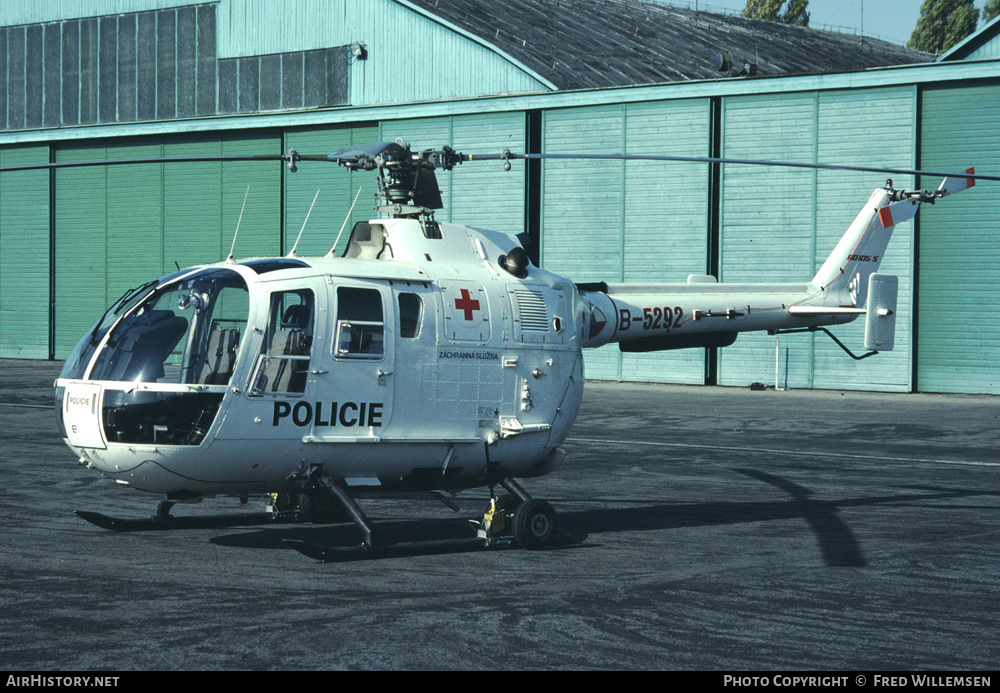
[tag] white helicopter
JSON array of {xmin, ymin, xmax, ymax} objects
[{"xmin": 43, "ymin": 139, "xmax": 981, "ymax": 561}]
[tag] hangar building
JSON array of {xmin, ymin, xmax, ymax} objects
[{"xmin": 1, "ymin": 0, "xmax": 998, "ymax": 394}]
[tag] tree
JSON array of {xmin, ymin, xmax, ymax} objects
[
  {"xmin": 984, "ymin": 0, "xmax": 1000, "ymax": 23},
  {"xmin": 907, "ymin": 0, "xmax": 979, "ymax": 54},
  {"xmin": 742, "ymin": 0, "xmax": 810, "ymax": 27},
  {"xmin": 781, "ymin": 0, "xmax": 810, "ymax": 26}
]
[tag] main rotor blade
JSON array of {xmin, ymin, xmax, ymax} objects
[
  {"xmin": 5, "ymin": 146, "xmax": 996, "ymax": 185},
  {"xmin": 0, "ymin": 153, "xmax": 289, "ymax": 173},
  {"xmin": 464, "ymin": 151, "xmax": 1000, "ymax": 183}
]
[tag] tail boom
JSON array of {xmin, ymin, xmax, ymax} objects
[
  {"xmin": 579, "ymin": 282, "xmax": 857, "ymax": 351},
  {"xmin": 576, "ymin": 172, "xmax": 974, "ymax": 355}
]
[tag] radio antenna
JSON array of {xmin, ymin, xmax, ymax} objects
[
  {"xmin": 327, "ymin": 185, "xmax": 364, "ymax": 257},
  {"xmin": 226, "ymin": 185, "xmax": 251, "ymax": 263},
  {"xmin": 288, "ymin": 189, "xmax": 321, "ymax": 257}
]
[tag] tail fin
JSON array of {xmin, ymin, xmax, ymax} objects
[
  {"xmin": 812, "ymin": 188, "xmax": 900, "ymax": 308},
  {"xmin": 813, "ymin": 169, "xmax": 975, "ymax": 308}
]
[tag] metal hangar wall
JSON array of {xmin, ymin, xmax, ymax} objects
[{"xmin": 0, "ymin": 1, "xmax": 998, "ymax": 395}]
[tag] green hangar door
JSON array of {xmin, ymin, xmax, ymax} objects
[
  {"xmin": 918, "ymin": 85, "xmax": 1000, "ymax": 395},
  {"xmin": 717, "ymin": 88, "xmax": 916, "ymax": 393},
  {"xmin": 0, "ymin": 145, "xmax": 49, "ymax": 359},
  {"xmin": 52, "ymin": 133, "xmax": 282, "ymax": 359},
  {"xmin": 539, "ymin": 100, "xmax": 713, "ymax": 385}
]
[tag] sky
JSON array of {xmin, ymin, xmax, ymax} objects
[{"xmin": 660, "ymin": 0, "xmax": 993, "ymax": 47}]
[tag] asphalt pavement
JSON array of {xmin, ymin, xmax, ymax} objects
[{"xmin": 1, "ymin": 359, "xmax": 997, "ymax": 671}]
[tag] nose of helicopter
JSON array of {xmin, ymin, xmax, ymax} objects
[
  {"xmin": 57, "ymin": 382, "xmax": 107, "ymax": 450},
  {"xmin": 56, "ymin": 381, "xmax": 152, "ymax": 476},
  {"xmin": 60, "ymin": 431, "xmax": 182, "ymax": 493}
]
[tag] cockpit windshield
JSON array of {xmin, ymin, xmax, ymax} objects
[
  {"xmin": 85, "ymin": 268, "xmax": 249, "ymax": 385},
  {"xmin": 59, "ymin": 280, "xmax": 158, "ymax": 381}
]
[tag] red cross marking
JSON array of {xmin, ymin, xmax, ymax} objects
[{"xmin": 454, "ymin": 288, "xmax": 481, "ymax": 321}]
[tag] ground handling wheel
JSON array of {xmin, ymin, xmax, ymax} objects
[{"xmin": 512, "ymin": 498, "xmax": 557, "ymax": 549}]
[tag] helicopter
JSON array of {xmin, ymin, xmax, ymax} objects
[{"xmin": 39, "ymin": 138, "xmax": 983, "ymax": 561}]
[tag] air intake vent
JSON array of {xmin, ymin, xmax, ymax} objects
[{"xmin": 512, "ymin": 288, "xmax": 549, "ymax": 332}]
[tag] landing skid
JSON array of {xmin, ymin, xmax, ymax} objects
[
  {"xmin": 74, "ymin": 475, "xmax": 570, "ymax": 560},
  {"xmin": 284, "ymin": 536, "xmax": 495, "ymax": 562},
  {"xmin": 76, "ymin": 495, "xmax": 297, "ymax": 532},
  {"xmin": 75, "ymin": 510, "xmax": 287, "ymax": 532}
]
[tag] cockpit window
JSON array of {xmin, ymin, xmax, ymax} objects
[
  {"xmin": 398, "ymin": 292, "xmax": 422, "ymax": 339},
  {"xmin": 59, "ymin": 280, "xmax": 157, "ymax": 381},
  {"xmin": 87, "ymin": 269, "xmax": 249, "ymax": 385},
  {"xmin": 239, "ymin": 259, "xmax": 309, "ymax": 274},
  {"xmin": 335, "ymin": 287, "xmax": 384, "ymax": 358},
  {"xmin": 249, "ymin": 290, "xmax": 314, "ymax": 395}
]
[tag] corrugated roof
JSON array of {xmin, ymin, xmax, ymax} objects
[{"xmin": 407, "ymin": 0, "xmax": 932, "ymax": 89}]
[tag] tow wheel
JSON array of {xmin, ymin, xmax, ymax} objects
[{"xmin": 512, "ymin": 499, "xmax": 557, "ymax": 549}]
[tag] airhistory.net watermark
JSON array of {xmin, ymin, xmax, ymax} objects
[{"xmin": 6, "ymin": 677, "xmax": 119, "ymax": 687}]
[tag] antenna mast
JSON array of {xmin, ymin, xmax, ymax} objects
[
  {"xmin": 328, "ymin": 185, "xmax": 365, "ymax": 257},
  {"xmin": 288, "ymin": 189, "xmax": 321, "ymax": 257},
  {"xmin": 226, "ymin": 185, "xmax": 251, "ymax": 263}
]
